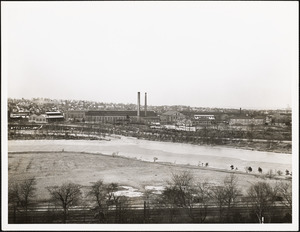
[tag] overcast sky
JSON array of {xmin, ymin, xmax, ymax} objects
[{"xmin": 2, "ymin": 2, "xmax": 298, "ymax": 109}]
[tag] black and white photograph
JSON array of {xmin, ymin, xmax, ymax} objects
[{"xmin": 1, "ymin": 1, "xmax": 299, "ymax": 231}]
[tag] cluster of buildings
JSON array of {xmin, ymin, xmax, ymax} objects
[
  {"xmin": 8, "ymin": 92, "xmax": 292, "ymax": 128},
  {"xmin": 28, "ymin": 112, "xmax": 64, "ymax": 123},
  {"xmin": 159, "ymin": 109, "xmax": 291, "ymax": 127},
  {"xmin": 65, "ymin": 92, "xmax": 159, "ymax": 124}
]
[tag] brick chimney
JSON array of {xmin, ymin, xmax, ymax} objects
[
  {"xmin": 137, "ymin": 92, "xmax": 140, "ymax": 117},
  {"xmin": 145, "ymin": 92, "xmax": 147, "ymax": 117}
]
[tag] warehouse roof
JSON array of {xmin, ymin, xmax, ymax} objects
[
  {"xmin": 46, "ymin": 112, "xmax": 63, "ymax": 115},
  {"xmin": 86, "ymin": 110, "xmax": 157, "ymax": 117},
  {"xmin": 47, "ymin": 115, "xmax": 64, "ymax": 119},
  {"xmin": 230, "ymin": 116, "xmax": 265, "ymax": 120}
]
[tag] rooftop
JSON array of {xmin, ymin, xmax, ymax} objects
[
  {"xmin": 47, "ymin": 115, "xmax": 64, "ymax": 119},
  {"xmin": 86, "ymin": 110, "xmax": 157, "ymax": 117},
  {"xmin": 46, "ymin": 112, "xmax": 63, "ymax": 115},
  {"xmin": 230, "ymin": 116, "xmax": 265, "ymax": 120}
]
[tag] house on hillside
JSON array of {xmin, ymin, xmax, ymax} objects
[{"xmin": 28, "ymin": 114, "xmax": 47, "ymax": 123}]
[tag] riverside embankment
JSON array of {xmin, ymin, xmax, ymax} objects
[{"xmin": 8, "ymin": 137, "xmax": 292, "ymax": 174}]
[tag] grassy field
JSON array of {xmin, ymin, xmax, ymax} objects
[{"xmin": 8, "ymin": 151, "xmax": 290, "ymax": 201}]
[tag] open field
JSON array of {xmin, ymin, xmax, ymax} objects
[{"xmin": 8, "ymin": 150, "xmax": 290, "ymax": 201}]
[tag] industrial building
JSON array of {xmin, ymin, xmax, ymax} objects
[
  {"xmin": 160, "ymin": 111, "xmax": 186, "ymax": 123},
  {"xmin": 45, "ymin": 112, "xmax": 64, "ymax": 122},
  {"xmin": 160, "ymin": 111, "xmax": 217, "ymax": 126},
  {"xmin": 28, "ymin": 114, "xmax": 47, "ymax": 123},
  {"xmin": 65, "ymin": 110, "xmax": 86, "ymax": 122},
  {"xmin": 66, "ymin": 92, "xmax": 159, "ymax": 124},
  {"xmin": 28, "ymin": 112, "xmax": 64, "ymax": 123},
  {"xmin": 85, "ymin": 110, "xmax": 157, "ymax": 123},
  {"xmin": 229, "ymin": 116, "xmax": 265, "ymax": 125},
  {"xmin": 9, "ymin": 111, "xmax": 30, "ymax": 119}
]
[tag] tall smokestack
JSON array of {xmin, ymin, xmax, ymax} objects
[
  {"xmin": 137, "ymin": 92, "xmax": 140, "ymax": 117},
  {"xmin": 145, "ymin": 92, "xmax": 147, "ymax": 117},
  {"xmin": 240, "ymin": 107, "xmax": 242, "ymax": 115}
]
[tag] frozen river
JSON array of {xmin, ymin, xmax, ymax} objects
[{"xmin": 8, "ymin": 137, "xmax": 292, "ymax": 174}]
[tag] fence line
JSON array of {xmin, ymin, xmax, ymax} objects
[{"xmin": 8, "ymin": 198, "xmax": 292, "ymax": 224}]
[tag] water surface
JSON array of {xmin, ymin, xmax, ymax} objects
[{"xmin": 8, "ymin": 137, "xmax": 292, "ymax": 173}]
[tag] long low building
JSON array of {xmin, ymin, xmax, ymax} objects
[
  {"xmin": 46, "ymin": 112, "xmax": 64, "ymax": 122},
  {"xmin": 65, "ymin": 110, "xmax": 87, "ymax": 122},
  {"xmin": 28, "ymin": 112, "xmax": 64, "ymax": 123},
  {"xmin": 29, "ymin": 114, "xmax": 47, "ymax": 123},
  {"xmin": 66, "ymin": 110, "xmax": 159, "ymax": 123},
  {"xmin": 229, "ymin": 116, "xmax": 265, "ymax": 125}
]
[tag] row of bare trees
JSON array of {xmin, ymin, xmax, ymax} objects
[
  {"xmin": 8, "ymin": 178, "xmax": 129, "ymax": 223},
  {"xmin": 8, "ymin": 173, "xmax": 292, "ymax": 223},
  {"xmin": 155, "ymin": 171, "xmax": 292, "ymax": 223}
]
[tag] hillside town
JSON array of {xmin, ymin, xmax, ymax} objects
[
  {"xmin": 7, "ymin": 93, "xmax": 292, "ymax": 154},
  {"xmin": 8, "ymin": 95, "xmax": 292, "ymax": 127}
]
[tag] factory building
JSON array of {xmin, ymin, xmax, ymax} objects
[
  {"xmin": 85, "ymin": 110, "xmax": 157, "ymax": 123},
  {"xmin": 66, "ymin": 92, "xmax": 159, "ymax": 124},
  {"xmin": 160, "ymin": 111, "xmax": 186, "ymax": 124},
  {"xmin": 45, "ymin": 112, "xmax": 64, "ymax": 123},
  {"xmin": 28, "ymin": 112, "xmax": 64, "ymax": 123},
  {"xmin": 65, "ymin": 110, "xmax": 86, "ymax": 122},
  {"xmin": 229, "ymin": 116, "xmax": 265, "ymax": 125}
]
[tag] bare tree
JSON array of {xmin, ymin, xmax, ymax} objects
[
  {"xmin": 8, "ymin": 177, "xmax": 37, "ymax": 222},
  {"xmin": 88, "ymin": 181, "xmax": 130, "ymax": 222},
  {"xmin": 277, "ymin": 181, "xmax": 292, "ymax": 211},
  {"xmin": 88, "ymin": 180, "xmax": 108, "ymax": 222},
  {"xmin": 247, "ymin": 181, "xmax": 278, "ymax": 223},
  {"xmin": 143, "ymin": 189, "xmax": 153, "ymax": 223},
  {"xmin": 285, "ymin": 169, "xmax": 290, "ymax": 175},
  {"xmin": 266, "ymin": 169, "xmax": 275, "ymax": 179},
  {"xmin": 223, "ymin": 174, "xmax": 241, "ymax": 221},
  {"xmin": 158, "ymin": 171, "xmax": 195, "ymax": 222},
  {"xmin": 168, "ymin": 171, "xmax": 194, "ymax": 207},
  {"xmin": 115, "ymin": 195, "xmax": 130, "ymax": 223},
  {"xmin": 106, "ymin": 183, "xmax": 120, "ymax": 206},
  {"xmin": 210, "ymin": 185, "xmax": 226, "ymax": 222},
  {"xmin": 157, "ymin": 185, "xmax": 179, "ymax": 222},
  {"xmin": 276, "ymin": 170, "xmax": 283, "ymax": 176},
  {"xmin": 193, "ymin": 181, "xmax": 212, "ymax": 222},
  {"xmin": 47, "ymin": 182, "xmax": 82, "ymax": 223},
  {"xmin": 112, "ymin": 151, "xmax": 119, "ymax": 158}
]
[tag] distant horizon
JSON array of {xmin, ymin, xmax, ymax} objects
[{"xmin": 7, "ymin": 96, "xmax": 292, "ymax": 111}]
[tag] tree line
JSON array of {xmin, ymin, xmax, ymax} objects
[{"xmin": 8, "ymin": 172, "xmax": 292, "ymax": 224}]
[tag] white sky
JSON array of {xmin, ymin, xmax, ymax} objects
[{"xmin": 2, "ymin": 1, "xmax": 299, "ymax": 109}]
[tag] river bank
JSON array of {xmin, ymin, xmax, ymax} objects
[
  {"xmin": 8, "ymin": 132, "xmax": 292, "ymax": 154},
  {"xmin": 8, "ymin": 138, "xmax": 292, "ymax": 175}
]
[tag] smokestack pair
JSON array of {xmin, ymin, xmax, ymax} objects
[{"xmin": 137, "ymin": 92, "xmax": 147, "ymax": 117}]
